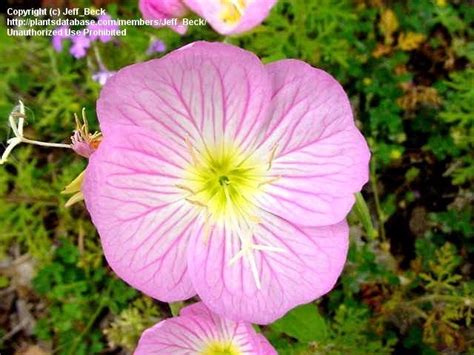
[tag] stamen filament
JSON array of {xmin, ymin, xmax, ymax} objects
[
  {"xmin": 248, "ymin": 251, "xmax": 261, "ymax": 289},
  {"xmin": 229, "ymin": 249, "xmax": 245, "ymax": 265},
  {"xmin": 253, "ymin": 244, "xmax": 286, "ymax": 253},
  {"xmin": 16, "ymin": 137, "xmax": 71, "ymax": 149}
]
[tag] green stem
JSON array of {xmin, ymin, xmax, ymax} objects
[
  {"xmin": 66, "ymin": 303, "xmax": 105, "ymax": 355},
  {"xmin": 370, "ymin": 159, "xmax": 387, "ymax": 241},
  {"xmin": 408, "ymin": 294, "xmax": 471, "ymax": 305},
  {"xmin": 353, "ymin": 192, "xmax": 378, "ymax": 239},
  {"xmin": 65, "ymin": 283, "xmax": 112, "ymax": 355}
]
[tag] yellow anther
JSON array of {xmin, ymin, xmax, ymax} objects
[
  {"xmin": 185, "ymin": 198, "xmax": 207, "ymax": 208},
  {"xmin": 267, "ymin": 143, "xmax": 278, "ymax": 171},
  {"xmin": 202, "ymin": 212, "xmax": 213, "ymax": 244},
  {"xmin": 185, "ymin": 137, "xmax": 199, "ymax": 167},
  {"xmin": 175, "ymin": 184, "xmax": 196, "ymax": 195},
  {"xmin": 257, "ymin": 176, "xmax": 281, "ymax": 188}
]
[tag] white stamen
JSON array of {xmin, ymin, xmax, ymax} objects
[
  {"xmin": 229, "ymin": 249, "xmax": 245, "ymax": 265},
  {"xmin": 247, "ymin": 250, "xmax": 261, "ymax": 289},
  {"xmin": 253, "ymin": 244, "xmax": 286, "ymax": 253}
]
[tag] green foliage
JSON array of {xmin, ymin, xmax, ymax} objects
[
  {"xmin": 437, "ymin": 68, "xmax": 474, "ymax": 185},
  {"xmin": 232, "ymin": 0, "xmax": 360, "ymax": 70},
  {"xmin": 103, "ymin": 297, "xmax": 161, "ymax": 351},
  {"xmin": 268, "ymin": 303, "xmax": 395, "ymax": 354},
  {"xmin": 32, "ymin": 240, "xmax": 137, "ymax": 354},
  {"xmin": 0, "ymin": 0, "xmax": 473, "ymax": 353},
  {"xmin": 270, "ymin": 304, "xmax": 329, "ymax": 343}
]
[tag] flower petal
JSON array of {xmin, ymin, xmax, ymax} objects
[
  {"xmin": 135, "ymin": 302, "xmax": 270, "ymax": 354},
  {"xmin": 183, "ymin": 0, "xmax": 277, "ymax": 35},
  {"xmin": 256, "ymin": 59, "xmax": 370, "ymax": 226},
  {"xmin": 139, "ymin": 0, "xmax": 188, "ymax": 34},
  {"xmin": 187, "ymin": 212, "xmax": 349, "ymax": 324},
  {"xmin": 97, "ymin": 41, "xmax": 272, "ymax": 156},
  {"xmin": 83, "ymin": 125, "xmax": 199, "ymax": 301}
]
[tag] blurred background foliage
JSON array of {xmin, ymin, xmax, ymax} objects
[{"xmin": 0, "ymin": 0, "xmax": 473, "ymax": 354}]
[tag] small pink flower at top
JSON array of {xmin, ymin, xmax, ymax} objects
[
  {"xmin": 83, "ymin": 41, "xmax": 370, "ymax": 324},
  {"xmin": 135, "ymin": 302, "xmax": 276, "ymax": 354},
  {"xmin": 183, "ymin": 0, "xmax": 277, "ymax": 35},
  {"xmin": 139, "ymin": 0, "xmax": 188, "ymax": 34}
]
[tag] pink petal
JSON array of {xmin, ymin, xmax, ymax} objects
[
  {"xmin": 97, "ymin": 41, "xmax": 272, "ymax": 156},
  {"xmin": 255, "ymin": 59, "xmax": 370, "ymax": 226},
  {"xmin": 187, "ymin": 211, "xmax": 349, "ymax": 324},
  {"xmin": 139, "ymin": 0, "xmax": 188, "ymax": 34},
  {"xmin": 135, "ymin": 302, "xmax": 274, "ymax": 354},
  {"xmin": 183, "ymin": 0, "xmax": 276, "ymax": 35},
  {"xmin": 83, "ymin": 125, "xmax": 199, "ymax": 302},
  {"xmin": 256, "ymin": 333, "xmax": 277, "ymax": 354}
]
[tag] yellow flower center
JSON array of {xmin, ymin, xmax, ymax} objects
[
  {"xmin": 201, "ymin": 341, "xmax": 241, "ymax": 355},
  {"xmin": 183, "ymin": 142, "xmax": 265, "ymax": 227},
  {"xmin": 178, "ymin": 140, "xmax": 284, "ymax": 289},
  {"xmin": 220, "ymin": 0, "xmax": 247, "ymax": 24}
]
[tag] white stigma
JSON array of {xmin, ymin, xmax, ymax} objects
[{"xmin": 1, "ymin": 100, "xmax": 72, "ymax": 165}]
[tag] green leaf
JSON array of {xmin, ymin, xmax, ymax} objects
[
  {"xmin": 270, "ymin": 303, "xmax": 329, "ymax": 342},
  {"xmin": 0, "ymin": 275, "xmax": 9, "ymax": 288}
]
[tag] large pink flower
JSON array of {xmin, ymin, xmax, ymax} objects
[
  {"xmin": 183, "ymin": 0, "xmax": 277, "ymax": 35},
  {"xmin": 83, "ymin": 41, "xmax": 370, "ymax": 324},
  {"xmin": 139, "ymin": 0, "xmax": 188, "ymax": 34},
  {"xmin": 135, "ymin": 302, "xmax": 276, "ymax": 354}
]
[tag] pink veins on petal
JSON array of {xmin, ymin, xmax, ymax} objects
[
  {"xmin": 83, "ymin": 41, "xmax": 370, "ymax": 324},
  {"xmin": 135, "ymin": 302, "xmax": 276, "ymax": 354}
]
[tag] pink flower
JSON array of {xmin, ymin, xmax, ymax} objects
[
  {"xmin": 146, "ymin": 39, "xmax": 167, "ymax": 55},
  {"xmin": 92, "ymin": 70, "xmax": 116, "ymax": 86},
  {"xmin": 183, "ymin": 0, "xmax": 277, "ymax": 35},
  {"xmin": 70, "ymin": 31, "xmax": 91, "ymax": 59},
  {"xmin": 139, "ymin": 0, "xmax": 188, "ymax": 34},
  {"xmin": 87, "ymin": 13, "xmax": 120, "ymax": 43},
  {"xmin": 83, "ymin": 42, "xmax": 370, "ymax": 324},
  {"xmin": 52, "ymin": 25, "xmax": 69, "ymax": 52},
  {"xmin": 135, "ymin": 302, "xmax": 276, "ymax": 354}
]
